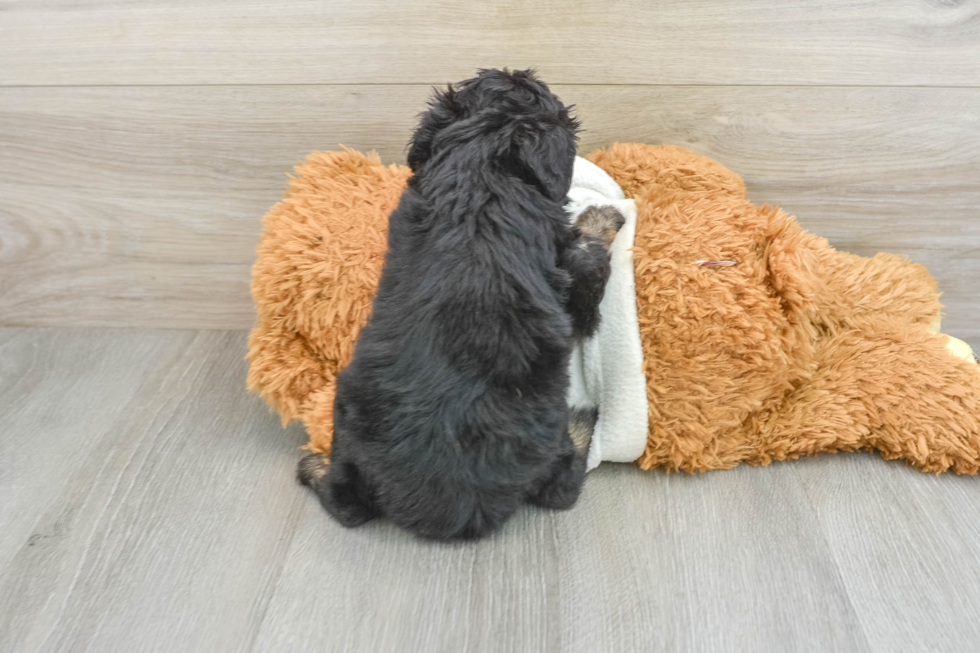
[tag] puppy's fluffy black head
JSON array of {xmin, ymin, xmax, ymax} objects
[{"xmin": 407, "ymin": 68, "xmax": 580, "ymax": 200}]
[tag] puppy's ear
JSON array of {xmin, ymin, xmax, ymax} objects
[
  {"xmin": 504, "ymin": 123, "xmax": 577, "ymax": 201},
  {"xmin": 407, "ymin": 85, "xmax": 461, "ymax": 171}
]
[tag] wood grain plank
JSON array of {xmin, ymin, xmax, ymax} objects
[
  {"xmin": 550, "ymin": 462, "xmax": 870, "ymax": 653},
  {"xmin": 252, "ymin": 503, "xmax": 560, "ymax": 653},
  {"xmin": 0, "ymin": 329, "xmax": 309, "ymax": 653},
  {"xmin": 4, "ymin": 328, "xmax": 980, "ymax": 651},
  {"xmin": 2, "ymin": 85, "xmax": 979, "ymax": 336},
  {"xmin": 794, "ymin": 455, "xmax": 980, "ymax": 653},
  {"xmin": 2, "ymin": 0, "xmax": 979, "ymax": 86},
  {"xmin": 252, "ymin": 463, "xmax": 868, "ymax": 653},
  {"xmin": 0, "ymin": 328, "xmax": 191, "ymax": 572}
]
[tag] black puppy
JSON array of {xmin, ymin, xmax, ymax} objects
[{"xmin": 298, "ymin": 69, "xmax": 622, "ymax": 540}]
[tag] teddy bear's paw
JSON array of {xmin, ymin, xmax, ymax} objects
[
  {"xmin": 945, "ymin": 335, "xmax": 978, "ymax": 365},
  {"xmin": 575, "ymin": 205, "xmax": 625, "ymax": 251}
]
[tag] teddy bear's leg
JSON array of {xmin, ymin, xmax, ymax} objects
[
  {"xmin": 861, "ymin": 328, "xmax": 980, "ymax": 473},
  {"xmin": 755, "ymin": 323, "xmax": 980, "ymax": 473},
  {"xmin": 945, "ymin": 335, "xmax": 978, "ymax": 364},
  {"xmin": 525, "ymin": 428, "xmax": 587, "ymax": 510}
]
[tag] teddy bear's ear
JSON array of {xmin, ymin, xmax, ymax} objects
[{"xmin": 764, "ymin": 207, "xmax": 819, "ymax": 323}]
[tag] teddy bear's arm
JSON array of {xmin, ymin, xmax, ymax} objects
[
  {"xmin": 817, "ymin": 250, "xmax": 943, "ymax": 331},
  {"xmin": 764, "ymin": 210, "xmax": 942, "ymax": 333}
]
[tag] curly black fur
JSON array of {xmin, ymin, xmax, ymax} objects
[{"xmin": 299, "ymin": 69, "xmax": 619, "ymax": 540}]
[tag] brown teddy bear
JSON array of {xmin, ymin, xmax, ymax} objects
[{"xmin": 248, "ymin": 143, "xmax": 980, "ymax": 474}]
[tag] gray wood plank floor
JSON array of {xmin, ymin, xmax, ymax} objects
[{"xmin": 2, "ymin": 327, "xmax": 980, "ymax": 653}]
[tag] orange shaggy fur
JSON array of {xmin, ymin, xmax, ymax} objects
[
  {"xmin": 248, "ymin": 144, "xmax": 980, "ymax": 474},
  {"xmin": 248, "ymin": 148, "xmax": 410, "ymax": 455}
]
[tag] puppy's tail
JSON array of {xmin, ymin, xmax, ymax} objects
[{"xmin": 569, "ymin": 407, "xmax": 598, "ymax": 456}]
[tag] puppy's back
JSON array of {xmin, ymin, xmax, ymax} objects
[{"xmin": 328, "ymin": 69, "xmax": 581, "ymax": 539}]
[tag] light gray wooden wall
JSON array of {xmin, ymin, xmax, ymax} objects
[{"xmin": 1, "ymin": 1, "xmax": 979, "ymax": 336}]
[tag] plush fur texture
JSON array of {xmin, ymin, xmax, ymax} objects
[
  {"xmin": 589, "ymin": 143, "xmax": 980, "ymax": 473},
  {"xmin": 249, "ymin": 143, "xmax": 980, "ymax": 476},
  {"xmin": 287, "ymin": 69, "xmax": 620, "ymax": 540},
  {"xmin": 248, "ymin": 148, "xmax": 410, "ymax": 455}
]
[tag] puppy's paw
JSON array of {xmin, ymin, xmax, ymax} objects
[
  {"xmin": 297, "ymin": 453, "xmax": 330, "ymax": 488},
  {"xmin": 527, "ymin": 474, "xmax": 583, "ymax": 511},
  {"xmin": 575, "ymin": 205, "xmax": 625, "ymax": 251},
  {"xmin": 527, "ymin": 452, "xmax": 586, "ymax": 511},
  {"xmin": 568, "ymin": 407, "xmax": 598, "ymax": 455},
  {"xmin": 299, "ymin": 456, "xmax": 378, "ymax": 528}
]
